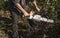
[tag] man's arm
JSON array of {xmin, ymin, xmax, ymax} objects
[
  {"xmin": 13, "ymin": 0, "xmax": 30, "ymax": 16},
  {"xmin": 32, "ymin": 0, "xmax": 40, "ymax": 12},
  {"xmin": 15, "ymin": 3, "xmax": 30, "ymax": 16}
]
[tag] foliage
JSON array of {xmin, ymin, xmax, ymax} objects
[{"xmin": 0, "ymin": 0, "xmax": 8, "ymax": 10}]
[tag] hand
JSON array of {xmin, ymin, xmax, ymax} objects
[
  {"xmin": 24, "ymin": 10, "xmax": 35, "ymax": 17},
  {"xmin": 24, "ymin": 12, "xmax": 30, "ymax": 16},
  {"xmin": 29, "ymin": 10, "xmax": 35, "ymax": 16}
]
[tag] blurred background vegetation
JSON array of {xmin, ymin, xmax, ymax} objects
[{"xmin": 0, "ymin": 0, "xmax": 60, "ymax": 38}]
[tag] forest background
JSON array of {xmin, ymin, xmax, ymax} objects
[{"xmin": 0, "ymin": 0, "xmax": 60, "ymax": 38}]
